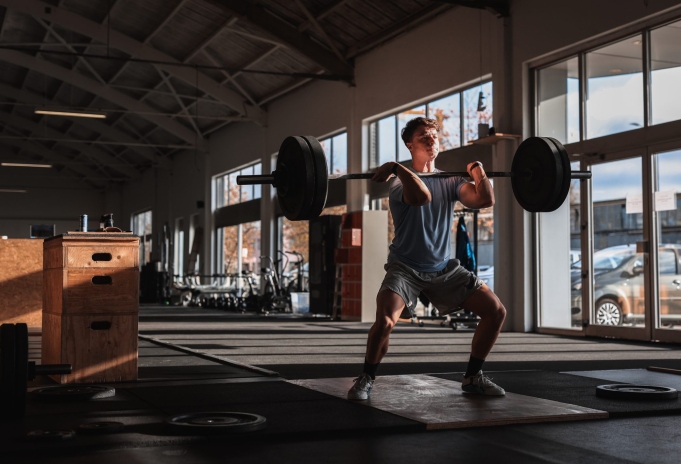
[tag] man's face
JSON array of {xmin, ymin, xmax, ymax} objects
[{"xmin": 406, "ymin": 125, "xmax": 440, "ymax": 160}]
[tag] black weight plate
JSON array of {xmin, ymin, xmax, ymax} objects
[
  {"xmin": 543, "ymin": 137, "xmax": 572, "ymax": 212},
  {"xmin": 166, "ymin": 412, "xmax": 267, "ymax": 434},
  {"xmin": 27, "ymin": 429, "xmax": 76, "ymax": 442},
  {"xmin": 301, "ymin": 135, "xmax": 329, "ymax": 220},
  {"xmin": 32, "ymin": 385, "xmax": 116, "ymax": 402},
  {"xmin": 276, "ymin": 136, "xmax": 317, "ymax": 221},
  {"xmin": 1, "ymin": 324, "xmax": 17, "ymax": 420},
  {"xmin": 511, "ymin": 137, "xmax": 565, "ymax": 212},
  {"xmin": 77, "ymin": 421, "xmax": 125, "ymax": 435},
  {"xmin": 13, "ymin": 323, "xmax": 28, "ymax": 419},
  {"xmin": 596, "ymin": 384, "xmax": 679, "ymax": 401}
]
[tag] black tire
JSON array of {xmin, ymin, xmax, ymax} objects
[{"xmin": 595, "ymin": 298, "xmax": 624, "ymax": 326}]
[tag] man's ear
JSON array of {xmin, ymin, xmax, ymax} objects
[{"xmin": 406, "ymin": 143, "xmax": 412, "ymax": 151}]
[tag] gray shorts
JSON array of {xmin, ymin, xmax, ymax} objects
[{"xmin": 380, "ymin": 259, "xmax": 484, "ymax": 316}]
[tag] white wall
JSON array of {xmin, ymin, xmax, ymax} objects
[{"xmin": 0, "ymin": 181, "xmax": 104, "ymax": 238}]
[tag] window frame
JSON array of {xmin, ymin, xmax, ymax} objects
[
  {"xmin": 367, "ymin": 80, "xmax": 493, "ymax": 169},
  {"xmin": 532, "ymin": 14, "xmax": 681, "ymax": 142},
  {"xmin": 214, "ymin": 161, "xmax": 263, "ymax": 209}
]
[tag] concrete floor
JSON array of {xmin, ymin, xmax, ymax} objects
[{"xmin": 6, "ymin": 305, "xmax": 681, "ymax": 464}]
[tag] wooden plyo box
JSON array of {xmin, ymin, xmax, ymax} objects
[
  {"xmin": 0, "ymin": 239, "xmax": 43, "ymax": 328},
  {"xmin": 42, "ymin": 233, "xmax": 140, "ymax": 383}
]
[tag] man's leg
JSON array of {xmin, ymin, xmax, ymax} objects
[
  {"xmin": 365, "ymin": 288, "xmax": 407, "ymax": 365},
  {"xmin": 460, "ymin": 285, "xmax": 506, "ymax": 360},
  {"xmin": 459, "ymin": 285, "xmax": 507, "ymax": 395},
  {"xmin": 348, "ymin": 288, "xmax": 405, "ymax": 400}
]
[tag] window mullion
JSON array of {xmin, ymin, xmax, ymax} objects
[
  {"xmin": 579, "ymin": 53, "xmax": 586, "ymax": 142},
  {"xmin": 643, "ymin": 29, "xmax": 651, "ymax": 127}
]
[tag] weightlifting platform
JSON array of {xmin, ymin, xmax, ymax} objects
[{"xmin": 290, "ymin": 374, "xmax": 608, "ymax": 429}]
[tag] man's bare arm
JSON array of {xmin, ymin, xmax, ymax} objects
[
  {"xmin": 371, "ymin": 162, "xmax": 431, "ymax": 206},
  {"xmin": 458, "ymin": 162, "xmax": 494, "ymax": 209}
]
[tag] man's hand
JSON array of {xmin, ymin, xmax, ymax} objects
[
  {"xmin": 466, "ymin": 161, "xmax": 487, "ymax": 182},
  {"xmin": 460, "ymin": 161, "xmax": 494, "ymax": 209},
  {"xmin": 371, "ymin": 162, "xmax": 397, "ymax": 183}
]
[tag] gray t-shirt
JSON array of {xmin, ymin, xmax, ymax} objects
[{"xmin": 388, "ymin": 170, "xmax": 467, "ymax": 272}]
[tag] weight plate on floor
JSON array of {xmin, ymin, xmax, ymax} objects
[
  {"xmin": 77, "ymin": 421, "xmax": 125, "ymax": 434},
  {"xmin": 32, "ymin": 385, "xmax": 116, "ymax": 402},
  {"xmin": 511, "ymin": 137, "xmax": 566, "ymax": 212},
  {"xmin": 301, "ymin": 135, "xmax": 329, "ymax": 220},
  {"xmin": 275, "ymin": 136, "xmax": 317, "ymax": 221},
  {"xmin": 596, "ymin": 384, "xmax": 679, "ymax": 401},
  {"xmin": 13, "ymin": 323, "xmax": 28, "ymax": 419},
  {"xmin": 543, "ymin": 137, "xmax": 572, "ymax": 213},
  {"xmin": 27, "ymin": 429, "xmax": 76, "ymax": 441},
  {"xmin": 166, "ymin": 412, "xmax": 267, "ymax": 434},
  {"xmin": 1, "ymin": 324, "xmax": 17, "ymax": 420}
]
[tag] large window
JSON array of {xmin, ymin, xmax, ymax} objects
[
  {"xmin": 132, "ymin": 210, "xmax": 152, "ymax": 265},
  {"xmin": 368, "ymin": 81, "xmax": 493, "ymax": 168},
  {"xmin": 223, "ymin": 221, "xmax": 261, "ymax": 275},
  {"xmin": 536, "ymin": 19, "xmax": 681, "ymax": 142},
  {"xmin": 319, "ymin": 132, "xmax": 348, "ymax": 175},
  {"xmin": 215, "ymin": 162, "xmax": 262, "ymax": 208}
]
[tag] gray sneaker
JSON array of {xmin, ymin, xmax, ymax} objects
[
  {"xmin": 347, "ymin": 373, "xmax": 374, "ymax": 400},
  {"xmin": 461, "ymin": 371, "xmax": 505, "ymax": 396}
]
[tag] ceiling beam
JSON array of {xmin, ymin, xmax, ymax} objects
[
  {"xmin": 206, "ymin": 0, "xmax": 354, "ymax": 83},
  {"xmin": 435, "ymin": 0, "xmax": 509, "ymax": 18},
  {"xmin": 0, "ymin": 48, "xmax": 207, "ymax": 150},
  {"xmin": 0, "ymin": 110, "xmax": 139, "ymax": 178},
  {"xmin": 0, "ymin": 82, "xmax": 173, "ymax": 168},
  {"xmin": 297, "ymin": 0, "xmax": 350, "ymax": 34},
  {"xmin": 0, "ymin": 137, "xmax": 108, "ymax": 188},
  {"xmin": 345, "ymin": 3, "xmax": 454, "ymax": 59},
  {"xmin": 0, "ymin": 0, "xmax": 267, "ymax": 125}
]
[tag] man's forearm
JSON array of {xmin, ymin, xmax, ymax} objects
[{"xmin": 393, "ymin": 163, "xmax": 431, "ymax": 206}]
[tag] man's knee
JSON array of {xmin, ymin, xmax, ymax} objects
[{"xmin": 373, "ymin": 289, "xmax": 404, "ymax": 331}]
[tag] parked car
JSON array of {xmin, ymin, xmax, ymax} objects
[{"xmin": 571, "ymin": 244, "xmax": 681, "ymax": 326}]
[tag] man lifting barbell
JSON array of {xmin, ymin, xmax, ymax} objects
[
  {"xmin": 347, "ymin": 117, "xmax": 507, "ymax": 400},
  {"xmin": 236, "ymin": 120, "xmax": 592, "ymax": 398}
]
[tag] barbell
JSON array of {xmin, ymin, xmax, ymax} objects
[{"xmin": 237, "ymin": 135, "xmax": 591, "ymax": 220}]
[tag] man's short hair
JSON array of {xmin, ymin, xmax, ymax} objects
[{"xmin": 400, "ymin": 117, "xmax": 440, "ymax": 146}]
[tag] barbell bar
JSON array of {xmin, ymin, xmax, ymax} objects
[{"xmin": 237, "ymin": 135, "xmax": 592, "ymax": 220}]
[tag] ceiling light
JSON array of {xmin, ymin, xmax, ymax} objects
[
  {"xmin": 610, "ymin": 68, "xmax": 623, "ymax": 73},
  {"xmin": 0, "ymin": 188, "xmax": 27, "ymax": 193},
  {"xmin": 633, "ymin": 40, "xmax": 642, "ymax": 45},
  {"xmin": 35, "ymin": 108, "xmax": 106, "ymax": 119},
  {"xmin": 1, "ymin": 162, "xmax": 53, "ymax": 168}
]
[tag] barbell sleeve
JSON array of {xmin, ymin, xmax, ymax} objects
[{"xmin": 238, "ymin": 175, "xmax": 275, "ymax": 185}]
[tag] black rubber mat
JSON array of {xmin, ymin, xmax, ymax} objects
[
  {"xmin": 128, "ymin": 380, "xmax": 422, "ymax": 437},
  {"xmin": 431, "ymin": 371, "xmax": 681, "ymax": 417}
]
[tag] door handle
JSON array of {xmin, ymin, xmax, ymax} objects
[{"xmin": 673, "ymin": 280, "xmax": 681, "ymax": 286}]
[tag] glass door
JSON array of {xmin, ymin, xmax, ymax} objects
[
  {"xmin": 583, "ymin": 152, "xmax": 650, "ymax": 340},
  {"xmin": 651, "ymin": 148, "xmax": 681, "ymax": 342}
]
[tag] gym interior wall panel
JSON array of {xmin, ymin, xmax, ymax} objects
[
  {"xmin": 0, "ymin": 187, "xmax": 105, "ymax": 238},
  {"xmin": 209, "ymin": 122, "xmax": 266, "ymax": 177},
  {"xmin": 353, "ymin": 7, "xmax": 498, "ymax": 123},
  {"xmin": 264, "ymin": 79, "xmax": 352, "ymax": 156},
  {"xmin": 214, "ymin": 200, "xmax": 261, "ymax": 229}
]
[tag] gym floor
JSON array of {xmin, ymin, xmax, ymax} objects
[{"xmin": 4, "ymin": 305, "xmax": 681, "ymax": 464}]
